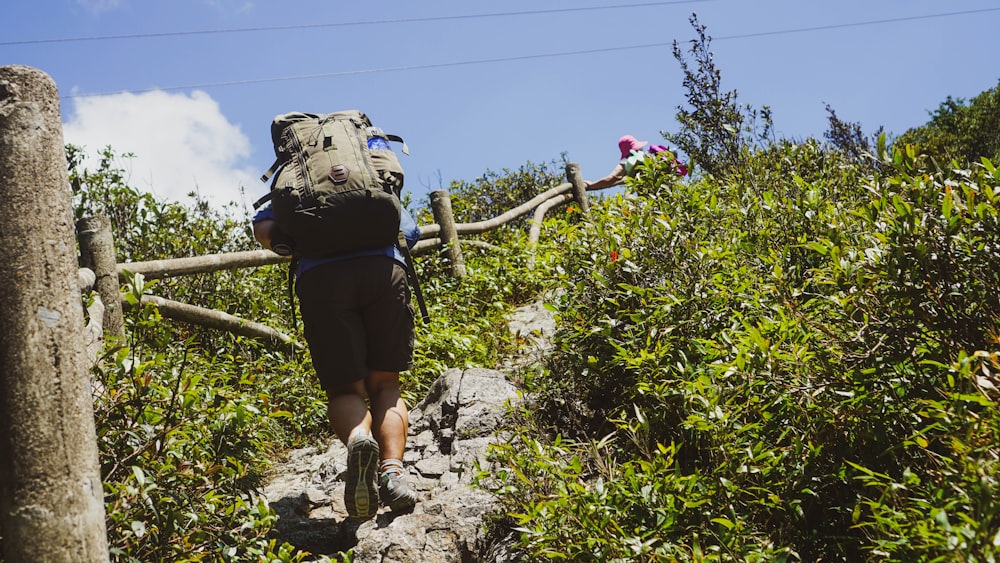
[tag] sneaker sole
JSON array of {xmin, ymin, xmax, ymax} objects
[{"xmin": 345, "ymin": 437, "xmax": 380, "ymax": 519}]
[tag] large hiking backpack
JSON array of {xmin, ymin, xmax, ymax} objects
[{"xmin": 253, "ymin": 110, "xmax": 409, "ymax": 258}]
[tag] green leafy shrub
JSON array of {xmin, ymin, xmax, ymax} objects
[
  {"xmin": 409, "ymin": 229, "xmax": 550, "ymax": 398},
  {"xmin": 66, "ymin": 146, "xmax": 332, "ymax": 561},
  {"xmin": 487, "ymin": 142, "xmax": 1000, "ymax": 561},
  {"xmin": 96, "ymin": 273, "xmax": 315, "ymax": 562},
  {"xmin": 664, "ymin": 14, "xmax": 773, "ymax": 180},
  {"xmin": 895, "ymin": 79, "xmax": 1000, "ymax": 165},
  {"xmin": 69, "ymin": 144, "xmax": 292, "ymax": 357},
  {"xmin": 64, "ymin": 143, "xmax": 559, "ymax": 561}
]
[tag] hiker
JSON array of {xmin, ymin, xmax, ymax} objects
[
  {"xmin": 252, "ymin": 111, "xmax": 422, "ymax": 522},
  {"xmin": 253, "ymin": 208, "xmax": 421, "ymax": 520},
  {"xmin": 586, "ymin": 134, "xmax": 687, "ymax": 190}
]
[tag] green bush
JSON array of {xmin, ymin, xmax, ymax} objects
[
  {"xmin": 409, "ymin": 229, "xmax": 550, "ymax": 398},
  {"xmin": 95, "ymin": 273, "xmax": 316, "ymax": 562},
  {"xmin": 487, "ymin": 143, "xmax": 1000, "ymax": 561},
  {"xmin": 65, "ymin": 146, "xmax": 331, "ymax": 561},
  {"xmin": 56, "ymin": 118, "xmax": 1000, "ymax": 561},
  {"xmin": 894, "ymin": 79, "xmax": 1000, "ymax": 165},
  {"xmin": 419, "ymin": 157, "xmax": 570, "ymax": 244}
]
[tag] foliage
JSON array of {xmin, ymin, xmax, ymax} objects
[
  {"xmin": 45, "ymin": 62, "xmax": 1000, "ymax": 563},
  {"xmin": 94, "ymin": 272, "xmax": 319, "ymax": 562},
  {"xmin": 53, "ymin": 143, "xmax": 557, "ymax": 561},
  {"xmin": 663, "ymin": 14, "xmax": 773, "ymax": 180},
  {"xmin": 895, "ymin": 79, "xmax": 1000, "ymax": 165},
  {"xmin": 68, "ymin": 144, "xmax": 288, "ymax": 357},
  {"xmin": 419, "ymin": 157, "xmax": 570, "ymax": 245},
  {"xmin": 68, "ymin": 145, "xmax": 253, "ymax": 263},
  {"xmin": 404, "ymin": 155, "xmax": 567, "ymax": 397},
  {"xmin": 485, "ymin": 139, "xmax": 1000, "ymax": 561},
  {"xmin": 408, "ymin": 228, "xmax": 551, "ymax": 400},
  {"xmin": 823, "ymin": 103, "xmax": 884, "ymax": 165}
]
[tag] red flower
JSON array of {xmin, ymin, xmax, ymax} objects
[{"xmin": 610, "ymin": 251, "xmax": 620, "ymax": 263}]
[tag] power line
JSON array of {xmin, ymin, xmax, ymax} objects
[
  {"xmin": 0, "ymin": 1, "xmax": 711, "ymax": 46},
  {"xmin": 711, "ymin": 8, "xmax": 1000, "ymax": 41},
  {"xmin": 61, "ymin": 7, "xmax": 999, "ymax": 100},
  {"xmin": 66, "ymin": 43, "xmax": 673, "ymax": 98}
]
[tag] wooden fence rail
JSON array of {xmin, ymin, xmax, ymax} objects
[
  {"xmin": 78, "ymin": 160, "xmax": 610, "ymax": 354},
  {"xmin": 114, "ymin": 180, "xmax": 576, "ymax": 281}
]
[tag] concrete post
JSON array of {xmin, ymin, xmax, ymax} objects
[{"xmin": 0, "ymin": 65, "xmax": 110, "ymax": 562}]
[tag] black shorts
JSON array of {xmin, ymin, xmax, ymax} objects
[{"xmin": 295, "ymin": 255, "xmax": 414, "ymax": 390}]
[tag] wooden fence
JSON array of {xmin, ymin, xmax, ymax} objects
[{"xmin": 77, "ymin": 162, "xmax": 606, "ymax": 355}]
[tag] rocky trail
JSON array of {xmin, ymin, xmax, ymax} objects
[{"xmin": 260, "ymin": 296, "xmax": 557, "ymax": 562}]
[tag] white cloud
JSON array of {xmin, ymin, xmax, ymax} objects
[
  {"xmin": 63, "ymin": 90, "xmax": 258, "ymax": 212},
  {"xmin": 75, "ymin": 0, "xmax": 126, "ymax": 15},
  {"xmin": 203, "ymin": 0, "xmax": 255, "ymax": 15}
]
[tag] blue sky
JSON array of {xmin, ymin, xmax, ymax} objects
[{"xmin": 2, "ymin": 0, "xmax": 997, "ymax": 214}]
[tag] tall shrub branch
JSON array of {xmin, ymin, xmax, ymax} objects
[{"xmin": 664, "ymin": 13, "xmax": 773, "ymax": 180}]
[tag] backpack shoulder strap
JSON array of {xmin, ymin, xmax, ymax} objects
[
  {"xmin": 397, "ymin": 231, "xmax": 429, "ymax": 324},
  {"xmin": 252, "ymin": 191, "xmax": 273, "ymax": 210}
]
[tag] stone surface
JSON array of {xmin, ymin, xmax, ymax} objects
[{"xmin": 260, "ymin": 297, "xmax": 556, "ymax": 562}]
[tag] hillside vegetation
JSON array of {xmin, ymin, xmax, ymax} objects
[
  {"xmin": 490, "ymin": 139, "xmax": 1000, "ymax": 561},
  {"xmin": 58, "ymin": 116, "xmax": 1000, "ymax": 562},
  {"xmin": 481, "ymin": 17, "xmax": 1000, "ymax": 562},
  {"xmin": 482, "ymin": 21, "xmax": 1000, "ymax": 561}
]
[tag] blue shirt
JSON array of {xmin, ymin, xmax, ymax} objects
[{"xmin": 253, "ymin": 205, "xmax": 421, "ymax": 278}]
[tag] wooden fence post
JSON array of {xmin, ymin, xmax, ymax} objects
[
  {"xmin": 77, "ymin": 214, "xmax": 125, "ymax": 342},
  {"xmin": 429, "ymin": 189, "xmax": 466, "ymax": 278},
  {"xmin": 566, "ymin": 162, "xmax": 590, "ymax": 216},
  {"xmin": 0, "ymin": 65, "xmax": 110, "ymax": 562}
]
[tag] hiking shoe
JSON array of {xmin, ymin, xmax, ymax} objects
[
  {"xmin": 379, "ymin": 470, "xmax": 418, "ymax": 513},
  {"xmin": 344, "ymin": 433, "xmax": 380, "ymax": 520}
]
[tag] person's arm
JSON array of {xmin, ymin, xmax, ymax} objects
[
  {"xmin": 400, "ymin": 207, "xmax": 420, "ymax": 249},
  {"xmin": 252, "ymin": 218, "xmax": 277, "ymax": 250},
  {"xmin": 251, "ymin": 206, "xmax": 277, "ymax": 250},
  {"xmin": 252, "ymin": 206, "xmax": 297, "ymax": 256},
  {"xmin": 586, "ymin": 162, "xmax": 627, "ymax": 190}
]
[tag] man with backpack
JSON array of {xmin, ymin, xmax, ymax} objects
[{"xmin": 252, "ymin": 111, "xmax": 421, "ymax": 522}]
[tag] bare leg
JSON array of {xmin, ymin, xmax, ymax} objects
[
  {"xmin": 328, "ymin": 378, "xmax": 381, "ymax": 520},
  {"xmin": 366, "ymin": 370, "xmax": 418, "ymax": 512},
  {"xmin": 326, "ymin": 378, "xmax": 371, "ymax": 445},
  {"xmin": 365, "ymin": 370, "xmax": 408, "ymax": 462}
]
